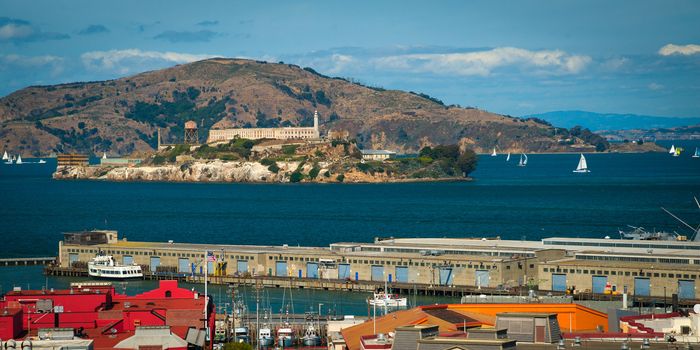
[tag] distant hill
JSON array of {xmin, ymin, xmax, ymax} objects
[
  {"xmin": 599, "ymin": 124, "xmax": 700, "ymax": 141},
  {"xmin": 524, "ymin": 110, "xmax": 700, "ymax": 131},
  {"xmin": 1, "ymin": 58, "xmax": 606, "ymax": 156}
]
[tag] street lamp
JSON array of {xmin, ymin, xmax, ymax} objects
[{"xmin": 318, "ymin": 303, "xmax": 324, "ymax": 341}]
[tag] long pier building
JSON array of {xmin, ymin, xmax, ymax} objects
[{"xmin": 55, "ymin": 231, "xmax": 700, "ymax": 300}]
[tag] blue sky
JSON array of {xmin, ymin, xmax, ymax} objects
[{"xmin": 1, "ymin": 0, "xmax": 699, "ymax": 117}]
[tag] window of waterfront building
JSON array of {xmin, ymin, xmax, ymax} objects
[{"xmin": 625, "ymin": 271, "xmax": 631, "ymax": 276}]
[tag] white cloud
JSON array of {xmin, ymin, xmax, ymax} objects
[
  {"xmin": 371, "ymin": 47, "xmax": 591, "ymax": 76},
  {"xmin": 0, "ymin": 54, "xmax": 64, "ymax": 76},
  {"xmin": 658, "ymin": 44, "xmax": 700, "ymax": 56},
  {"xmin": 81, "ymin": 48, "xmax": 217, "ymax": 74},
  {"xmin": 0, "ymin": 23, "xmax": 34, "ymax": 40}
]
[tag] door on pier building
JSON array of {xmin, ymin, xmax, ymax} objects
[
  {"xmin": 439, "ymin": 267, "xmax": 454, "ymax": 286},
  {"xmin": 475, "ymin": 270, "xmax": 489, "ymax": 288},
  {"xmin": 338, "ymin": 264, "xmax": 351, "ymax": 280},
  {"xmin": 178, "ymin": 258, "xmax": 190, "ymax": 273},
  {"xmin": 123, "ymin": 255, "xmax": 134, "ymax": 266},
  {"xmin": 395, "ymin": 266, "xmax": 409, "ymax": 283},
  {"xmin": 678, "ymin": 280, "xmax": 695, "ymax": 299},
  {"xmin": 634, "ymin": 277, "xmax": 650, "ymax": 296},
  {"xmin": 69, "ymin": 253, "xmax": 79, "ymax": 267},
  {"xmin": 237, "ymin": 260, "xmax": 248, "ymax": 274},
  {"xmin": 552, "ymin": 274, "xmax": 567, "ymax": 292},
  {"xmin": 592, "ymin": 275, "xmax": 607, "ymax": 294},
  {"xmin": 275, "ymin": 261, "xmax": 288, "ymax": 277},
  {"xmin": 150, "ymin": 256, "xmax": 161, "ymax": 273},
  {"xmin": 207, "ymin": 261, "xmax": 214, "ymax": 275},
  {"xmin": 307, "ymin": 262, "xmax": 319, "ymax": 279},
  {"xmin": 371, "ymin": 265, "xmax": 384, "ymax": 281}
]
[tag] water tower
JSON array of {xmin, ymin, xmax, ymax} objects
[{"xmin": 184, "ymin": 120, "xmax": 198, "ymax": 144}]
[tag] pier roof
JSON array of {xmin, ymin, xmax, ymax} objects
[{"xmin": 543, "ymin": 257, "xmax": 700, "ymax": 272}]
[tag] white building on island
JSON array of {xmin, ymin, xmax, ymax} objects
[{"xmin": 207, "ymin": 110, "xmax": 320, "ymax": 143}]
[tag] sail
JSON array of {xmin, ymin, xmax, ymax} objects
[
  {"xmin": 518, "ymin": 154, "xmax": 527, "ymax": 166},
  {"xmin": 102, "ymin": 152, "xmax": 107, "ymax": 159},
  {"xmin": 694, "ymin": 148, "xmax": 700, "ymax": 157},
  {"xmin": 577, "ymin": 154, "xmax": 587, "ymax": 171},
  {"xmin": 1, "ymin": 151, "xmax": 7, "ymax": 160},
  {"xmin": 491, "ymin": 148, "xmax": 497, "ymax": 156},
  {"xmin": 506, "ymin": 153, "xmax": 511, "ymax": 161},
  {"xmin": 669, "ymin": 145, "xmax": 676, "ymax": 154},
  {"xmin": 16, "ymin": 155, "xmax": 22, "ymax": 164}
]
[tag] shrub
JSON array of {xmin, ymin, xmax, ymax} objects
[
  {"xmin": 309, "ymin": 166, "xmax": 321, "ymax": 179},
  {"xmin": 260, "ymin": 158, "xmax": 275, "ymax": 166},
  {"xmin": 223, "ymin": 342, "xmax": 253, "ymax": 350},
  {"xmin": 290, "ymin": 171, "xmax": 304, "ymax": 183},
  {"xmin": 336, "ymin": 174, "xmax": 345, "ymax": 182},
  {"xmin": 282, "ymin": 145, "xmax": 298, "ymax": 155},
  {"xmin": 268, "ymin": 164, "xmax": 280, "ymax": 173},
  {"xmin": 152, "ymin": 155, "xmax": 166, "ymax": 165}
]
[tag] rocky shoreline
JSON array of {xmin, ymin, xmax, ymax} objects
[{"xmin": 52, "ymin": 160, "xmax": 468, "ymax": 184}]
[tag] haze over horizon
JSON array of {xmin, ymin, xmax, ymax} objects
[{"xmin": 1, "ymin": 0, "xmax": 699, "ymax": 118}]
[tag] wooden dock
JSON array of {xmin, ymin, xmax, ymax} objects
[
  {"xmin": 42, "ymin": 265, "xmax": 700, "ymax": 308},
  {"xmin": 44, "ymin": 265, "xmax": 519, "ymax": 297},
  {"xmin": 0, "ymin": 257, "xmax": 56, "ymax": 266}
]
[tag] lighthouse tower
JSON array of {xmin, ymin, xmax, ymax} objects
[{"xmin": 313, "ymin": 110, "xmax": 320, "ymax": 138}]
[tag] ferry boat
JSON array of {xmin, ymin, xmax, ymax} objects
[
  {"xmin": 368, "ymin": 291, "xmax": 408, "ymax": 307},
  {"xmin": 88, "ymin": 255, "xmax": 143, "ymax": 279}
]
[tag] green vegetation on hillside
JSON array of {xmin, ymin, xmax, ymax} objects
[
  {"xmin": 150, "ymin": 138, "xmax": 258, "ymax": 164},
  {"xmin": 125, "ymin": 87, "xmax": 233, "ymax": 143}
]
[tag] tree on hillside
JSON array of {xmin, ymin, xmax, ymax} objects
[{"xmin": 457, "ymin": 149, "xmax": 477, "ymax": 177}]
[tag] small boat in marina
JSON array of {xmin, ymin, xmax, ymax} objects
[
  {"xmin": 2, "ymin": 151, "xmax": 7, "ymax": 160},
  {"xmin": 258, "ymin": 327, "xmax": 274, "ymax": 348},
  {"xmin": 15, "ymin": 155, "xmax": 22, "ymax": 165},
  {"xmin": 301, "ymin": 323, "xmax": 322, "ymax": 346},
  {"xmin": 38, "ymin": 159, "xmax": 47, "ymax": 164},
  {"xmin": 276, "ymin": 327, "xmax": 294, "ymax": 348},
  {"xmin": 88, "ymin": 254, "xmax": 143, "ymax": 279},
  {"xmin": 102, "ymin": 152, "xmax": 107, "ymax": 159},
  {"xmin": 368, "ymin": 291, "xmax": 408, "ymax": 307},
  {"xmin": 517, "ymin": 154, "xmax": 528, "ymax": 167},
  {"xmin": 490, "ymin": 147, "xmax": 497, "ymax": 157},
  {"xmin": 233, "ymin": 327, "xmax": 250, "ymax": 344},
  {"xmin": 693, "ymin": 148, "xmax": 699, "ymax": 158},
  {"xmin": 3, "ymin": 154, "xmax": 12, "ymax": 165},
  {"xmin": 572, "ymin": 154, "xmax": 590, "ymax": 173}
]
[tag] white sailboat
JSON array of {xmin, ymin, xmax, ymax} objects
[
  {"xmin": 517, "ymin": 154, "xmax": 528, "ymax": 167},
  {"xmin": 15, "ymin": 155, "xmax": 22, "ymax": 165},
  {"xmin": 572, "ymin": 153, "xmax": 590, "ymax": 173},
  {"xmin": 38, "ymin": 159, "xmax": 47, "ymax": 164},
  {"xmin": 490, "ymin": 148, "xmax": 497, "ymax": 157},
  {"xmin": 2, "ymin": 151, "xmax": 8, "ymax": 160},
  {"xmin": 693, "ymin": 148, "xmax": 700, "ymax": 158},
  {"xmin": 506, "ymin": 153, "xmax": 511, "ymax": 162},
  {"xmin": 669, "ymin": 145, "xmax": 676, "ymax": 154},
  {"xmin": 102, "ymin": 152, "xmax": 107, "ymax": 159}
]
